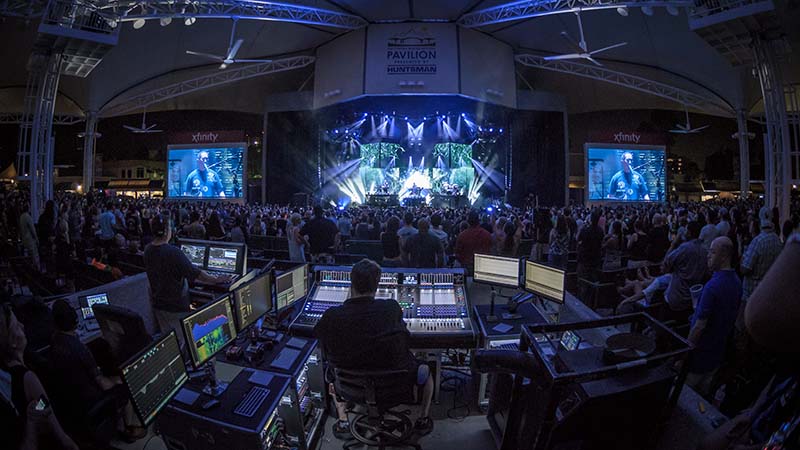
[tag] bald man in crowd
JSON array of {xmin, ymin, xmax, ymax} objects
[{"xmin": 686, "ymin": 236, "xmax": 741, "ymax": 395}]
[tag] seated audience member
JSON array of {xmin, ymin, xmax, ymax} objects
[
  {"xmin": 686, "ymin": 237, "xmax": 741, "ymax": 396},
  {"xmin": 699, "ymin": 235, "xmax": 800, "ymax": 450},
  {"xmin": 646, "ymin": 213, "xmax": 670, "ymax": 263},
  {"xmin": 403, "ymin": 218, "xmax": 444, "ymax": 268},
  {"xmin": 663, "ymin": 221, "xmax": 708, "ymax": 322},
  {"xmin": 314, "ymin": 259, "xmax": 433, "ymax": 438},
  {"xmin": 0, "ymin": 304, "xmax": 78, "ymax": 450}
]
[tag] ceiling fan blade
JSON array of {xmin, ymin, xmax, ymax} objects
[
  {"xmin": 574, "ymin": 11, "xmax": 588, "ymax": 52},
  {"xmin": 543, "ymin": 54, "xmax": 583, "ymax": 61},
  {"xmin": 690, "ymin": 125, "xmax": 710, "ymax": 132},
  {"xmin": 186, "ymin": 50, "xmax": 224, "ymax": 61},
  {"xmin": 231, "ymin": 59, "xmax": 274, "ymax": 63},
  {"xmin": 226, "ymin": 39, "xmax": 244, "ymax": 61},
  {"xmin": 559, "ymin": 31, "xmax": 585, "ymax": 54},
  {"xmin": 584, "ymin": 56, "xmax": 603, "ymax": 66},
  {"xmin": 145, "ymin": 129, "xmax": 163, "ymax": 133},
  {"xmin": 145, "ymin": 123, "xmax": 158, "ymax": 130},
  {"xmin": 669, "ymin": 129, "xmax": 687, "ymax": 134},
  {"xmin": 123, "ymin": 125, "xmax": 139, "ymax": 131},
  {"xmin": 589, "ymin": 42, "xmax": 628, "ymax": 55}
]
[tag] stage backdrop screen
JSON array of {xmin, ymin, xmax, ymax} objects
[
  {"xmin": 167, "ymin": 145, "xmax": 245, "ymax": 199},
  {"xmin": 586, "ymin": 146, "xmax": 666, "ymax": 202}
]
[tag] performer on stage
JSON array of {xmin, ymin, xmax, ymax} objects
[
  {"xmin": 184, "ymin": 150, "xmax": 225, "ymax": 197},
  {"xmin": 607, "ymin": 151, "xmax": 649, "ymax": 201}
]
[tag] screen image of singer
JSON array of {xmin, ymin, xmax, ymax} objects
[
  {"xmin": 207, "ymin": 246, "xmax": 238, "ymax": 273},
  {"xmin": 276, "ymin": 265, "xmax": 308, "ymax": 309},
  {"xmin": 166, "ymin": 146, "xmax": 245, "ymax": 199},
  {"xmin": 586, "ymin": 146, "xmax": 666, "ymax": 202},
  {"xmin": 121, "ymin": 331, "xmax": 188, "ymax": 426},
  {"xmin": 524, "ymin": 260, "xmax": 565, "ymax": 304},
  {"xmin": 473, "ymin": 253, "xmax": 520, "ymax": 288},
  {"xmin": 181, "ymin": 244, "xmax": 207, "ymax": 267},
  {"xmin": 232, "ymin": 271, "xmax": 272, "ymax": 331},
  {"xmin": 182, "ymin": 295, "xmax": 237, "ymax": 367}
]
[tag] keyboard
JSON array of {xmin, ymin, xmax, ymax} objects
[{"xmin": 233, "ymin": 386, "xmax": 270, "ymax": 418}]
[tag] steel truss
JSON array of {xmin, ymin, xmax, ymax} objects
[
  {"xmin": 100, "ymin": 55, "xmax": 315, "ymax": 117},
  {"xmin": 94, "ymin": 0, "xmax": 367, "ymax": 29},
  {"xmin": 1, "ymin": 113, "xmax": 84, "ymax": 125},
  {"xmin": 459, "ymin": 0, "xmax": 692, "ymax": 27},
  {"xmin": 0, "ymin": 0, "xmax": 47, "ymax": 19},
  {"xmin": 515, "ymin": 54, "xmax": 733, "ymax": 116}
]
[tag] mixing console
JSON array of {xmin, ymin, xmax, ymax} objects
[{"xmin": 290, "ymin": 266, "xmax": 475, "ymax": 348}]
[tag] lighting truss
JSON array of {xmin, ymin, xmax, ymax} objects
[
  {"xmin": 94, "ymin": 0, "xmax": 367, "ymax": 29},
  {"xmin": 0, "ymin": 0, "xmax": 47, "ymax": 19},
  {"xmin": 459, "ymin": 0, "xmax": 693, "ymax": 27},
  {"xmin": 515, "ymin": 54, "xmax": 734, "ymax": 116},
  {"xmin": 0, "ymin": 113, "xmax": 84, "ymax": 125},
  {"xmin": 100, "ymin": 55, "xmax": 315, "ymax": 117}
]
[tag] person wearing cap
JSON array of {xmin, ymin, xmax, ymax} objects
[{"xmin": 739, "ymin": 207, "xmax": 783, "ymax": 329}]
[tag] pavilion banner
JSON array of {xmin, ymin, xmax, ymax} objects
[
  {"xmin": 169, "ymin": 130, "xmax": 245, "ymax": 145},
  {"xmin": 365, "ymin": 23, "xmax": 459, "ymax": 95},
  {"xmin": 588, "ymin": 130, "xmax": 667, "ymax": 146}
]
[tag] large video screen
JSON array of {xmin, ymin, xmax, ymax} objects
[
  {"xmin": 586, "ymin": 146, "xmax": 666, "ymax": 202},
  {"xmin": 167, "ymin": 145, "xmax": 245, "ymax": 199}
]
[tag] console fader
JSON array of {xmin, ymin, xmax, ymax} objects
[{"xmin": 289, "ymin": 266, "xmax": 475, "ymax": 348}]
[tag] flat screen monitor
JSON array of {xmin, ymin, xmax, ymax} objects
[
  {"xmin": 121, "ymin": 331, "xmax": 188, "ymax": 426},
  {"xmin": 78, "ymin": 293, "xmax": 109, "ymax": 320},
  {"xmin": 523, "ymin": 260, "xmax": 565, "ymax": 304},
  {"xmin": 166, "ymin": 145, "xmax": 245, "ymax": 199},
  {"xmin": 207, "ymin": 246, "xmax": 239, "ymax": 273},
  {"xmin": 275, "ymin": 264, "xmax": 308, "ymax": 310},
  {"xmin": 181, "ymin": 295, "xmax": 237, "ymax": 367},
  {"xmin": 180, "ymin": 244, "xmax": 207, "ymax": 267},
  {"xmin": 586, "ymin": 145, "xmax": 666, "ymax": 202},
  {"xmin": 232, "ymin": 271, "xmax": 272, "ymax": 332},
  {"xmin": 473, "ymin": 253, "xmax": 521, "ymax": 288}
]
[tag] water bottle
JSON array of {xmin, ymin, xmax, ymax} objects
[{"xmin": 713, "ymin": 384, "xmax": 726, "ymax": 408}]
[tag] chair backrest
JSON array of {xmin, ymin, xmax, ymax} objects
[
  {"xmin": 334, "ymin": 367, "xmax": 411, "ymax": 409},
  {"xmin": 92, "ymin": 304, "xmax": 152, "ymax": 365},
  {"xmin": 345, "ymin": 240, "xmax": 384, "ymax": 264}
]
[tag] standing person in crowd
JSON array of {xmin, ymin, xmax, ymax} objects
[
  {"xmin": 397, "ymin": 212, "xmax": 418, "ymax": 249},
  {"xmin": 287, "ymin": 213, "xmax": 306, "ymax": 262},
  {"xmin": 229, "ymin": 216, "xmax": 248, "ymax": 244},
  {"xmin": 498, "ymin": 221, "xmax": 521, "ymax": 258},
  {"xmin": 97, "ymin": 202, "xmax": 117, "ymax": 251},
  {"xmin": 602, "ymin": 220, "xmax": 624, "ymax": 270},
  {"xmin": 337, "ymin": 213, "xmax": 352, "ymax": 242},
  {"xmin": 183, "ymin": 211, "xmax": 206, "ymax": 239},
  {"xmin": 626, "ymin": 219, "xmax": 650, "ymax": 266},
  {"xmin": 738, "ymin": 207, "xmax": 783, "ymax": 330},
  {"xmin": 548, "ymin": 214, "xmax": 570, "ymax": 268},
  {"xmin": 402, "ymin": 218, "xmax": 444, "ymax": 268},
  {"xmin": 663, "ymin": 221, "xmax": 708, "ymax": 322},
  {"xmin": 354, "ymin": 214, "xmax": 371, "ymax": 240},
  {"xmin": 577, "ymin": 210, "xmax": 603, "ymax": 281},
  {"xmin": 300, "ymin": 206, "xmax": 340, "ymax": 263},
  {"xmin": 686, "ymin": 236, "xmax": 741, "ymax": 396},
  {"xmin": 646, "ymin": 213, "xmax": 670, "ymax": 263},
  {"xmin": 205, "ymin": 211, "xmax": 226, "ymax": 240},
  {"xmin": 19, "ymin": 203, "xmax": 40, "ymax": 271},
  {"xmin": 699, "ymin": 208, "xmax": 720, "ymax": 251},
  {"xmin": 381, "ymin": 216, "xmax": 403, "ymax": 266},
  {"xmin": 454, "ymin": 211, "xmax": 492, "ymax": 275}
]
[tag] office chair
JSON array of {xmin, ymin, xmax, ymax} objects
[{"xmin": 333, "ymin": 367, "xmax": 422, "ymax": 450}]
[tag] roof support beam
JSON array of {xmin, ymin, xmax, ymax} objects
[
  {"xmin": 99, "ymin": 55, "xmax": 315, "ymax": 117},
  {"xmin": 0, "ymin": 112, "xmax": 84, "ymax": 125},
  {"xmin": 95, "ymin": 1, "xmax": 367, "ymax": 29},
  {"xmin": 459, "ymin": 0, "xmax": 692, "ymax": 27},
  {"xmin": 0, "ymin": 0, "xmax": 46, "ymax": 19},
  {"xmin": 515, "ymin": 54, "xmax": 733, "ymax": 116}
]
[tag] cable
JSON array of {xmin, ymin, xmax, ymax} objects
[
  {"xmin": 440, "ymin": 369, "xmax": 470, "ymax": 421},
  {"xmin": 141, "ymin": 433, "xmax": 158, "ymax": 450}
]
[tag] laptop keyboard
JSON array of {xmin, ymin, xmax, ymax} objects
[{"xmin": 234, "ymin": 386, "xmax": 270, "ymax": 418}]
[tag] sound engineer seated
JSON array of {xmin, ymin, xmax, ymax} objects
[{"xmin": 313, "ymin": 259, "xmax": 434, "ymax": 439}]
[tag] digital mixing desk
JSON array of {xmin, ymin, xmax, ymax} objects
[{"xmin": 289, "ymin": 266, "xmax": 476, "ymax": 348}]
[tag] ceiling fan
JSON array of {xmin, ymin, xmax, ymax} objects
[
  {"xmin": 670, "ymin": 107, "xmax": 709, "ymax": 134},
  {"xmin": 544, "ymin": 11, "xmax": 627, "ymax": 67},
  {"xmin": 185, "ymin": 19, "xmax": 271, "ymax": 69},
  {"xmin": 124, "ymin": 110, "xmax": 162, "ymax": 133}
]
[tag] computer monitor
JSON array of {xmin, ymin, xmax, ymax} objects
[
  {"xmin": 523, "ymin": 260, "xmax": 565, "ymax": 304},
  {"xmin": 180, "ymin": 243, "xmax": 207, "ymax": 267},
  {"xmin": 181, "ymin": 295, "xmax": 238, "ymax": 367},
  {"xmin": 275, "ymin": 264, "xmax": 308, "ymax": 310},
  {"xmin": 121, "ymin": 330, "xmax": 188, "ymax": 426},
  {"xmin": 473, "ymin": 253, "xmax": 521, "ymax": 288},
  {"xmin": 207, "ymin": 246, "xmax": 239, "ymax": 273},
  {"xmin": 78, "ymin": 292, "xmax": 109, "ymax": 320},
  {"xmin": 232, "ymin": 271, "xmax": 272, "ymax": 332}
]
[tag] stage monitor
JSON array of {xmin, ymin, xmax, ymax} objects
[
  {"xmin": 121, "ymin": 330, "xmax": 188, "ymax": 426},
  {"xmin": 207, "ymin": 245, "xmax": 240, "ymax": 274},
  {"xmin": 180, "ymin": 243, "xmax": 207, "ymax": 267},
  {"xmin": 275, "ymin": 264, "xmax": 308, "ymax": 310},
  {"xmin": 166, "ymin": 145, "xmax": 245, "ymax": 200},
  {"xmin": 586, "ymin": 145, "xmax": 666, "ymax": 202},
  {"xmin": 78, "ymin": 293, "xmax": 109, "ymax": 320},
  {"xmin": 181, "ymin": 295, "xmax": 238, "ymax": 367},
  {"xmin": 232, "ymin": 271, "xmax": 272, "ymax": 332},
  {"xmin": 473, "ymin": 253, "xmax": 521, "ymax": 288},
  {"xmin": 524, "ymin": 260, "xmax": 565, "ymax": 304}
]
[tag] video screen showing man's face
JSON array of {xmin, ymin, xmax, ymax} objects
[
  {"xmin": 587, "ymin": 147, "xmax": 666, "ymax": 202},
  {"xmin": 167, "ymin": 147, "xmax": 245, "ymax": 199}
]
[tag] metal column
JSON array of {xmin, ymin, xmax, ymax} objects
[
  {"xmin": 261, "ymin": 112, "xmax": 268, "ymax": 204},
  {"xmin": 82, "ymin": 110, "xmax": 98, "ymax": 191},
  {"xmin": 753, "ymin": 36, "xmax": 791, "ymax": 223},
  {"xmin": 736, "ymin": 109, "xmax": 750, "ymax": 196}
]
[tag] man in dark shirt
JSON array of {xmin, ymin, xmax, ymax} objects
[
  {"xmin": 143, "ymin": 214, "xmax": 228, "ymax": 350},
  {"xmin": 454, "ymin": 211, "xmax": 492, "ymax": 274},
  {"xmin": 577, "ymin": 210, "xmax": 603, "ymax": 280},
  {"xmin": 314, "ymin": 259, "xmax": 433, "ymax": 437},
  {"xmin": 300, "ymin": 206, "xmax": 340, "ymax": 262},
  {"xmin": 403, "ymin": 218, "xmax": 444, "ymax": 268},
  {"xmin": 646, "ymin": 213, "xmax": 670, "ymax": 262}
]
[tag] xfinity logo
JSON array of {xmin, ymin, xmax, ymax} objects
[
  {"xmin": 614, "ymin": 132, "xmax": 641, "ymax": 144},
  {"xmin": 192, "ymin": 132, "xmax": 218, "ymax": 143}
]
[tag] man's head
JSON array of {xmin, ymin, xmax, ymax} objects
[
  {"xmin": 313, "ymin": 205, "xmax": 324, "ymax": 219},
  {"xmin": 197, "ymin": 151, "xmax": 209, "ymax": 171},
  {"xmin": 417, "ymin": 218, "xmax": 430, "ymax": 233},
  {"xmin": 52, "ymin": 299, "xmax": 78, "ymax": 333},
  {"xmin": 350, "ymin": 258, "xmax": 381, "ymax": 298},
  {"xmin": 150, "ymin": 213, "xmax": 172, "ymax": 241},
  {"xmin": 467, "ymin": 211, "xmax": 480, "ymax": 227},
  {"xmin": 431, "ymin": 214, "xmax": 442, "ymax": 229},
  {"xmin": 621, "ymin": 152, "xmax": 634, "ymax": 173},
  {"xmin": 708, "ymin": 236, "xmax": 734, "ymax": 271},
  {"xmin": 686, "ymin": 220, "xmax": 702, "ymax": 240},
  {"xmin": 759, "ymin": 206, "xmax": 774, "ymax": 231},
  {"xmin": 403, "ymin": 212, "xmax": 414, "ymax": 228}
]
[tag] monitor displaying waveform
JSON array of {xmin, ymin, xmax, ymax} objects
[{"xmin": 181, "ymin": 295, "xmax": 237, "ymax": 367}]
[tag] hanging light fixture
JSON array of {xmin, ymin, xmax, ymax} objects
[
  {"xmin": 160, "ymin": 17, "xmax": 172, "ymax": 26},
  {"xmin": 184, "ymin": 16, "xmax": 196, "ymax": 26},
  {"xmin": 133, "ymin": 18, "xmax": 146, "ymax": 29},
  {"xmin": 666, "ymin": 5, "xmax": 679, "ymax": 16},
  {"xmin": 642, "ymin": 6, "xmax": 654, "ymax": 16},
  {"xmin": 616, "ymin": 6, "xmax": 629, "ymax": 16}
]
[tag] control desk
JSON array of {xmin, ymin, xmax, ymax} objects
[{"xmin": 289, "ymin": 266, "xmax": 476, "ymax": 348}]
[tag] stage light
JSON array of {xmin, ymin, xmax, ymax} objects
[
  {"xmin": 184, "ymin": 16, "xmax": 196, "ymax": 26},
  {"xmin": 642, "ymin": 6, "xmax": 654, "ymax": 15},
  {"xmin": 666, "ymin": 5, "xmax": 679, "ymax": 15},
  {"xmin": 499, "ymin": 128, "xmax": 504, "ymax": 133},
  {"xmin": 404, "ymin": 116, "xmax": 408, "ymax": 120},
  {"xmin": 489, "ymin": 128, "xmax": 493, "ymax": 132},
  {"xmin": 160, "ymin": 17, "xmax": 172, "ymax": 26},
  {"xmin": 107, "ymin": 18, "xmax": 118, "ymax": 28},
  {"xmin": 616, "ymin": 6, "xmax": 628, "ymax": 16},
  {"xmin": 133, "ymin": 18, "xmax": 146, "ymax": 29},
  {"xmin": 487, "ymin": 206, "xmax": 493, "ymax": 213}
]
